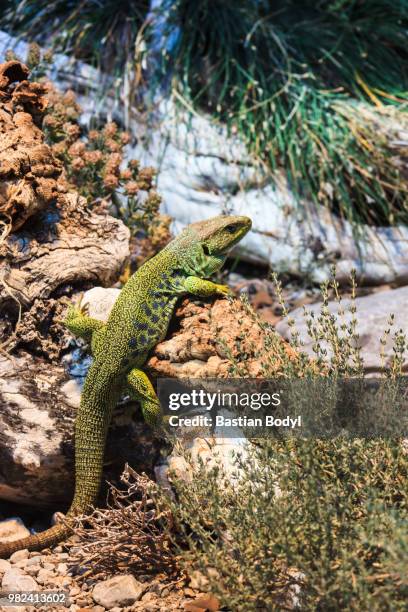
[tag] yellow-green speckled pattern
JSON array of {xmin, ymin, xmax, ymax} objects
[{"xmin": 0, "ymin": 215, "xmax": 251, "ymax": 557}]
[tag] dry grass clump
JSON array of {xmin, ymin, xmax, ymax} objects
[{"xmin": 67, "ymin": 465, "xmax": 177, "ymax": 581}]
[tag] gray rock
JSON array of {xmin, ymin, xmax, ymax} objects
[
  {"xmin": 276, "ymin": 286, "xmax": 408, "ymax": 373},
  {"xmin": 1, "ymin": 567, "xmax": 39, "ymax": 591},
  {"xmin": 0, "ymin": 519, "xmax": 30, "ymax": 543},
  {"xmin": 92, "ymin": 574, "xmax": 145, "ymax": 609}
]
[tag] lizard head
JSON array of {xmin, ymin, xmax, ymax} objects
[{"xmin": 177, "ymin": 215, "xmax": 252, "ymax": 276}]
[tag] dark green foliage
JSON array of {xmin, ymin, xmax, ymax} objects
[
  {"xmin": 3, "ymin": 1, "xmax": 408, "ymax": 226},
  {"xmin": 3, "ymin": 0, "xmax": 148, "ymax": 74},
  {"xmin": 156, "ymin": 0, "xmax": 408, "ymax": 226},
  {"xmin": 166, "ymin": 439, "xmax": 408, "ymax": 610}
]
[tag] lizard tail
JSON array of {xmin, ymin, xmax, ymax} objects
[
  {"xmin": 0, "ymin": 362, "xmax": 120, "ymax": 558},
  {"xmin": 0, "ymin": 524, "xmax": 71, "ymax": 558}
]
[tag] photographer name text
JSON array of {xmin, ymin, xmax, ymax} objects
[{"xmin": 168, "ymin": 415, "xmax": 302, "ymax": 428}]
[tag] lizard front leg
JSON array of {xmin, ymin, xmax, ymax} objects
[
  {"xmin": 183, "ymin": 276, "xmax": 233, "ymax": 297},
  {"xmin": 65, "ymin": 303, "xmax": 105, "ymax": 343},
  {"xmin": 126, "ymin": 368, "xmax": 162, "ymax": 427}
]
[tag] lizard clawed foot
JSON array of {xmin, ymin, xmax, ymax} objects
[{"xmin": 214, "ymin": 283, "xmax": 234, "ymax": 297}]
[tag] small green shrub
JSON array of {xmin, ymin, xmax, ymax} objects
[
  {"xmin": 159, "ymin": 272, "xmax": 408, "ymax": 610},
  {"xmin": 164, "ymin": 438, "xmax": 408, "ymax": 611}
]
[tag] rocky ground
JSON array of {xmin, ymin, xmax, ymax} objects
[{"xmin": 0, "ymin": 539, "xmax": 217, "ymax": 612}]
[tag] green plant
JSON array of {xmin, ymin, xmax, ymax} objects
[
  {"xmin": 164, "ymin": 438, "xmax": 408, "ymax": 611},
  {"xmin": 3, "ymin": 0, "xmax": 148, "ymax": 80},
  {"xmin": 9, "ymin": 44, "xmax": 169, "ymax": 246},
  {"xmin": 154, "ymin": 0, "xmax": 408, "ymax": 226}
]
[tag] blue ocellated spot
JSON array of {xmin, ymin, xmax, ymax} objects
[
  {"xmin": 134, "ymin": 321, "xmax": 149, "ymax": 330},
  {"xmin": 128, "ymin": 338, "xmax": 137, "ymax": 348},
  {"xmin": 142, "ymin": 304, "xmax": 152, "ymax": 317}
]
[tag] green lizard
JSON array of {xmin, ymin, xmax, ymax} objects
[{"xmin": 0, "ymin": 214, "xmax": 251, "ymax": 558}]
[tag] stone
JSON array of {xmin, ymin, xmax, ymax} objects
[
  {"xmin": 57, "ymin": 562, "xmax": 69, "ymax": 575},
  {"xmin": 0, "ymin": 559, "xmax": 12, "ymax": 573},
  {"xmin": 36, "ymin": 568, "xmax": 55, "ymax": 584},
  {"xmin": 0, "ymin": 350, "xmax": 160, "ymax": 507},
  {"xmin": 26, "ymin": 556, "xmax": 42, "ymax": 566},
  {"xmin": 0, "ymin": 519, "xmax": 30, "ymax": 543},
  {"xmin": 92, "ymin": 575, "xmax": 145, "ymax": 609},
  {"xmin": 9, "ymin": 548, "xmax": 29, "ymax": 563},
  {"xmin": 276, "ymin": 286, "xmax": 408, "ymax": 374},
  {"xmin": 69, "ymin": 586, "xmax": 81, "ymax": 597},
  {"xmin": 1, "ymin": 567, "xmax": 39, "ymax": 591}
]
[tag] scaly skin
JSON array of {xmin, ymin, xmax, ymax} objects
[{"xmin": 0, "ymin": 215, "xmax": 251, "ymax": 557}]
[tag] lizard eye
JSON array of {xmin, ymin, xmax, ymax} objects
[
  {"xmin": 202, "ymin": 244, "xmax": 210, "ymax": 255},
  {"xmin": 226, "ymin": 224, "xmax": 238, "ymax": 234}
]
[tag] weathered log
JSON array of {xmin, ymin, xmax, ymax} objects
[{"xmin": 0, "ymin": 193, "xmax": 130, "ymax": 309}]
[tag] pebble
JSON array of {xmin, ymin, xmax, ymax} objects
[
  {"xmin": 26, "ymin": 556, "xmax": 42, "ymax": 566},
  {"xmin": 0, "ymin": 559, "xmax": 12, "ymax": 573},
  {"xmin": 57, "ymin": 562, "xmax": 68, "ymax": 575},
  {"xmin": 92, "ymin": 575, "xmax": 145, "ymax": 608},
  {"xmin": 36, "ymin": 568, "xmax": 55, "ymax": 584},
  {"xmin": 43, "ymin": 562, "xmax": 55, "ymax": 570},
  {"xmin": 70, "ymin": 586, "xmax": 81, "ymax": 597},
  {"xmin": 9, "ymin": 549, "xmax": 30, "ymax": 563},
  {"xmin": 2, "ymin": 567, "xmax": 39, "ymax": 592}
]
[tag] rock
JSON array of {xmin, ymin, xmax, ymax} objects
[
  {"xmin": 0, "ymin": 57, "xmax": 130, "ymax": 312},
  {"xmin": 26, "ymin": 556, "xmax": 42, "ymax": 566},
  {"xmin": 0, "ymin": 559, "xmax": 12, "ymax": 573},
  {"xmin": 1, "ymin": 567, "xmax": 39, "ymax": 591},
  {"xmin": 36, "ymin": 568, "xmax": 55, "ymax": 584},
  {"xmin": 276, "ymin": 286, "xmax": 408, "ymax": 373},
  {"xmin": 0, "ymin": 351, "xmax": 160, "ymax": 506},
  {"xmin": 92, "ymin": 574, "xmax": 145, "ymax": 608},
  {"xmin": 147, "ymin": 297, "xmax": 296, "ymax": 379},
  {"xmin": 57, "ymin": 562, "xmax": 68, "ymax": 575},
  {"xmin": 0, "ymin": 518, "xmax": 30, "ymax": 542},
  {"xmin": 25, "ymin": 565, "xmax": 41, "ymax": 576},
  {"xmin": 9, "ymin": 548, "xmax": 29, "ymax": 563},
  {"xmin": 155, "ymin": 435, "xmax": 249, "ymax": 493}
]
